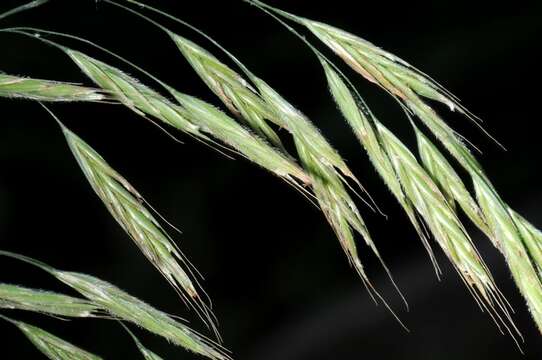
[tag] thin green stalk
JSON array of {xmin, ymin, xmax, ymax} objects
[
  {"xmin": 0, "ymin": 0, "xmax": 49, "ymax": 21},
  {"xmin": 121, "ymin": 323, "xmax": 165, "ymax": 360}
]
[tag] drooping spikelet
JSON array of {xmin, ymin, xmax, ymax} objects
[
  {"xmin": 309, "ymin": 20, "xmax": 542, "ymax": 334},
  {"xmin": 246, "ymin": 0, "xmax": 542, "ymax": 335},
  {"xmin": 95, "ymin": 0, "xmax": 411, "ymax": 322},
  {"xmin": 0, "ymin": 251, "xmax": 232, "ymax": 360},
  {"xmin": 57, "ymin": 118, "xmax": 218, "ymax": 335},
  {"xmin": 131, "ymin": 9, "xmax": 403, "ymax": 305},
  {"xmin": 0, "ymin": 315, "xmax": 103, "ymax": 360},
  {"xmin": 65, "ymin": 49, "xmax": 310, "ymax": 187},
  {"xmin": 322, "ymin": 61, "xmax": 520, "ymax": 339},
  {"xmin": 171, "ymin": 35, "xmax": 285, "ymax": 151},
  {"xmin": 320, "ymin": 60, "xmax": 438, "ymax": 267}
]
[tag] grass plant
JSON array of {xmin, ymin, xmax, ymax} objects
[{"xmin": 1, "ymin": 0, "xmax": 541, "ymax": 357}]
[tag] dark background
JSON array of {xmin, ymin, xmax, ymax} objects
[{"xmin": 1, "ymin": 0, "xmax": 541, "ymax": 358}]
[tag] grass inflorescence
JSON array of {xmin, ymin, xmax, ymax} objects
[
  {"xmin": 0, "ymin": 314, "xmax": 103, "ymax": 360},
  {"xmin": 246, "ymin": 0, "xmax": 542, "ymax": 339},
  {"xmin": 0, "ymin": 73, "xmax": 105, "ymax": 102},
  {"xmin": 103, "ymin": 0, "xmax": 408, "ymax": 320},
  {"xmin": 0, "ymin": 283, "xmax": 100, "ymax": 318},
  {"xmin": 0, "ymin": 250, "xmax": 231, "ymax": 360},
  {"xmin": 1, "ymin": 0, "xmax": 541, "ymax": 357}
]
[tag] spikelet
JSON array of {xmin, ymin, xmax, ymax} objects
[
  {"xmin": 0, "ymin": 73, "xmax": 105, "ymax": 102},
  {"xmin": 0, "ymin": 251, "xmax": 232, "ymax": 360},
  {"xmin": 246, "ymin": 0, "xmax": 542, "ymax": 335},
  {"xmin": 252, "ymin": 79, "xmax": 405, "ymax": 302},
  {"xmin": 171, "ymin": 35, "xmax": 285, "ymax": 150},
  {"xmin": 0, "ymin": 0, "xmax": 49, "ymax": 21},
  {"xmin": 0, "ymin": 283, "xmax": 99, "ymax": 318},
  {"xmin": 415, "ymin": 127, "xmax": 494, "ymax": 242},
  {"xmin": 54, "ymin": 272, "xmax": 231, "ymax": 360},
  {"xmin": 0, "ymin": 315, "xmax": 102, "ymax": 360},
  {"xmin": 65, "ymin": 2, "xmax": 388, "ymax": 298},
  {"xmin": 57, "ymin": 119, "xmax": 218, "ymax": 335},
  {"xmin": 321, "ymin": 60, "xmax": 438, "ymax": 267},
  {"xmin": 378, "ymin": 122, "xmax": 503, "ymax": 307},
  {"xmin": 322, "ymin": 61, "xmax": 520, "ymax": 340},
  {"xmin": 65, "ymin": 49, "xmax": 310, "ymax": 186},
  {"xmin": 305, "ymin": 17, "xmax": 542, "ymax": 333},
  {"xmin": 162, "ymin": 21, "xmax": 404, "ymax": 305}
]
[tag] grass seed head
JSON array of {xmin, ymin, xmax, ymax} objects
[
  {"xmin": 299, "ymin": 17, "xmax": 465, "ymax": 113},
  {"xmin": 0, "ymin": 316, "xmax": 103, "ymax": 360},
  {"xmin": 474, "ymin": 178, "xmax": 542, "ymax": 333},
  {"xmin": 255, "ymin": 1, "xmax": 540, "ymax": 336},
  {"xmin": 166, "ymin": 28, "xmax": 409, "ymax": 307},
  {"xmin": 171, "ymin": 34, "xmax": 285, "ymax": 150},
  {"xmin": 67, "ymin": 48, "xmax": 310, "ymax": 187},
  {"xmin": 66, "ymin": 50, "xmax": 204, "ymax": 136},
  {"xmin": 250, "ymin": 69, "xmax": 407, "ymax": 312},
  {"xmin": 0, "ymin": 73, "xmax": 105, "ymax": 102},
  {"xmin": 323, "ymin": 60, "xmax": 442, "ymax": 267},
  {"xmin": 0, "ymin": 251, "xmax": 231, "ymax": 360},
  {"xmin": 167, "ymin": 27, "xmax": 401, "ymax": 299},
  {"xmin": 321, "ymin": 60, "xmax": 518, "ymax": 335},
  {"xmin": 376, "ymin": 124, "xmax": 515, "ymax": 322},
  {"xmin": 60, "ymin": 123, "xmax": 218, "ymax": 335},
  {"xmin": 54, "ymin": 271, "xmax": 230, "ymax": 360},
  {"xmin": 415, "ymin": 128, "xmax": 494, "ymax": 240},
  {"xmin": 0, "ymin": 283, "xmax": 99, "ymax": 318}
]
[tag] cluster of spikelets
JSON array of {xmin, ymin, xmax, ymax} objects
[
  {"xmin": 1, "ymin": 0, "xmax": 541, "ymax": 358},
  {"xmin": 103, "ymin": 0, "xmax": 405, "ymax": 309},
  {"xmin": 0, "ymin": 251, "xmax": 230, "ymax": 360},
  {"xmin": 246, "ymin": 0, "xmax": 542, "ymax": 338}
]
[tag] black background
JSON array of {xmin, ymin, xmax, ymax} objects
[{"xmin": 1, "ymin": 0, "xmax": 541, "ymax": 359}]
